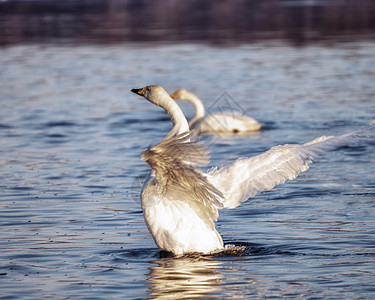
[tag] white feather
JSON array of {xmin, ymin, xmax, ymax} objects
[
  {"xmin": 171, "ymin": 89, "xmax": 262, "ymax": 134},
  {"xmin": 132, "ymin": 85, "xmax": 374, "ymax": 255}
]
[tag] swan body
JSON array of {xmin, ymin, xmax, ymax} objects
[
  {"xmin": 141, "ymin": 179, "xmax": 224, "ymax": 254},
  {"xmin": 131, "ymin": 85, "xmax": 374, "ymax": 255},
  {"xmin": 131, "ymin": 85, "xmax": 224, "ymax": 254},
  {"xmin": 170, "ymin": 89, "xmax": 262, "ymax": 134}
]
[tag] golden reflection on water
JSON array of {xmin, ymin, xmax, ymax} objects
[
  {"xmin": 146, "ymin": 251, "xmax": 298, "ymax": 299},
  {"xmin": 147, "ymin": 255, "xmax": 223, "ymax": 299}
]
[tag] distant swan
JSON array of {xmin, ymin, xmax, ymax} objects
[
  {"xmin": 131, "ymin": 85, "xmax": 374, "ymax": 255},
  {"xmin": 170, "ymin": 88, "xmax": 262, "ymax": 134}
]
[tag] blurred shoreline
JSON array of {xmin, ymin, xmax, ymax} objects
[{"xmin": 1, "ymin": 0, "xmax": 375, "ymax": 46}]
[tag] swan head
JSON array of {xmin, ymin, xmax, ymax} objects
[
  {"xmin": 131, "ymin": 85, "xmax": 190, "ymax": 135},
  {"xmin": 131, "ymin": 85, "xmax": 171, "ymax": 106},
  {"xmin": 170, "ymin": 89, "xmax": 194, "ymax": 101}
]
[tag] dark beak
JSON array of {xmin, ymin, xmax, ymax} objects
[{"xmin": 131, "ymin": 87, "xmax": 147, "ymax": 96}]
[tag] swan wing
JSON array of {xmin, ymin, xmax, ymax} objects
[
  {"xmin": 141, "ymin": 131, "xmax": 225, "ymax": 224},
  {"xmin": 208, "ymin": 121, "xmax": 374, "ymax": 209}
]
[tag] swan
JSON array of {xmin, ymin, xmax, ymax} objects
[
  {"xmin": 131, "ymin": 85, "xmax": 374, "ymax": 255},
  {"xmin": 170, "ymin": 88, "xmax": 262, "ymax": 134}
]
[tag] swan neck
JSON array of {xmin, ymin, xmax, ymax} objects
[
  {"xmin": 164, "ymin": 97, "xmax": 190, "ymax": 137},
  {"xmin": 188, "ymin": 94, "xmax": 205, "ymax": 127}
]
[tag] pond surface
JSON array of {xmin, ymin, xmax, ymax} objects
[{"xmin": 1, "ymin": 41, "xmax": 375, "ymax": 299}]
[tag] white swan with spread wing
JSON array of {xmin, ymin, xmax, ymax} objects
[
  {"xmin": 131, "ymin": 85, "xmax": 373, "ymax": 255},
  {"xmin": 170, "ymin": 88, "xmax": 262, "ymax": 134}
]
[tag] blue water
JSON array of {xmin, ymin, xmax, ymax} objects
[{"xmin": 1, "ymin": 41, "xmax": 375, "ymax": 299}]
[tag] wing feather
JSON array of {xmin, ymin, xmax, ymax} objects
[
  {"xmin": 208, "ymin": 122, "xmax": 374, "ymax": 209},
  {"xmin": 141, "ymin": 131, "xmax": 224, "ymax": 226}
]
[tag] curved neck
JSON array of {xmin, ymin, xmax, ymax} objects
[
  {"xmin": 187, "ymin": 93, "xmax": 205, "ymax": 127},
  {"xmin": 160, "ymin": 96, "xmax": 190, "ymax": 139}
]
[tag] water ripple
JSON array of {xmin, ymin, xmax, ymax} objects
[{"xmin": 1, "ymin": 42, "xmax": 375, "ymax": 299}]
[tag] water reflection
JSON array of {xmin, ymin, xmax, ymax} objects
[
  {"xmin": 1, "ymin": 41, "xmax": 375, "ymax": 299},
  {"xmin": 147, "ymin": 255, "xmax": 223, "ymax": 299}
]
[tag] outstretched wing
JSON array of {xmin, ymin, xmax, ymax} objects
[
  {"xmin": 208, "ymin": 121, "xmax": 374, "ymax": 209},
  {"xmin": 141, "ymin": 131, "xmax": 224, "ymax": 225}
]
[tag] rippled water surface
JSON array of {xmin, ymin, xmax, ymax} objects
[{"xmin": 1, "ymin": 41, "xmax": 375, "ymax": 299}]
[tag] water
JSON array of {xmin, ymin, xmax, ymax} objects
[{"xmin": 1, "ymin": 41, "xmax": 375, "ymax": 299}]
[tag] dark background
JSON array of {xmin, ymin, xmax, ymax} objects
[{"xmin": 1, "ymin": 0, "xmax": 375, "ymax": 46}]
